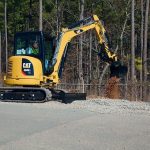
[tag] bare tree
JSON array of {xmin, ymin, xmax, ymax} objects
[
  {"xmin": 143, "ymin": 0, "xmax": 150, "ymax": 101},
  {"xmin": 131, "ymin": 0, "xmax": 135, "ymax": 100},
  {"xmin": 140, "ymin": 0, "xmax": 144, "ymax": 100},
  {"xmin": 89, "ymin": 31, "xmax": 92, "ymax": 83},
  {"xmin": 4, "ymin": 0, "xmax": 7, "ymax": 72},
  {"xmin": 0, "ymin": 31, "xmax": 1, "ymax": 75},
  {"xmin": 39, "ymin": 0, "xmax": 42, "ymax": 31},
  {"xmin": 0, "ymin": 31, "xmax": 1, "ymax": 86},
  {"xmin": 55, "ymin": 0, "xmax": 60, "ymax": 37},
  {"xmin": 120, "ymin": 0, "xmax": 130, "ymax": 57},
  {"xmin": 79, "ymin": 0, "xmax": 85, "ymax": 92}
]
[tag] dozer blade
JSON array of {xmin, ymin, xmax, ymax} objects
[
  {"xmin": 110, "ymin": 61, "xmax": 128, "ymax": 78},
  {"xmin": 50, "ymin": 89, "xmax": 86, "ymax": 104},
  {"xmin": 61, "ymin": 93, "xmax": 86, "ymax": 104}
]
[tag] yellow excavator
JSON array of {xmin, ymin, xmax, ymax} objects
[{"xmin": 0, "ymin": 15, "xmax": 127, "ymax": 103}]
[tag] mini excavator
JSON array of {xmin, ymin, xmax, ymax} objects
[{"xmin": 0, "ymin": 15, "xmax": 127, "ymax": 103}]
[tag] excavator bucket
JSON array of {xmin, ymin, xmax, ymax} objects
[{"xmin": 110, "ymin": 61, "xmax": 128, "ymax": 78}]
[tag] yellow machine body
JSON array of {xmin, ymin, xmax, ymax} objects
[{"xmin": 5, "ymin": 56, "xmax": 43, "ymax": 86}]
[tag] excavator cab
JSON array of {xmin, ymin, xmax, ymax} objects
[{"xmin": 14, "ymin": 31, "xmax": 55, "ymax": 75}]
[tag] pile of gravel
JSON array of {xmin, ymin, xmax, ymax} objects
[
  {"xmin": 29, "ymin": 98, "xmax": 150, "ymax": 115},
  {"xmin": 2, "ymin": 98, "xmax": 150, "ymax": 115},
  {"xmin": 70, "ymin": 99, "xmax": 150, "ymax": 114}
]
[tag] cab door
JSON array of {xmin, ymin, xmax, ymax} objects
[{"xmin": 43, "ymin": 36, "xmax": 56, "ymax": 75}]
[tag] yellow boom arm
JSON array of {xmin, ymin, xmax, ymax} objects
[{"xmin": 48, "ymin": 15, "xmax": 117, "ymax": 84}]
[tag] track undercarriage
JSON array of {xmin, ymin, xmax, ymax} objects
[{"xmin": 0, "ymin": 87, "xmax": 86, "ymax": 104}]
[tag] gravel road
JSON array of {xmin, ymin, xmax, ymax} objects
[
  {"xmin": 33, "ymin": 98, "xmax": 150, "ymax": 114},
  {"xmin": 0, "ymin": 99, "xmax": 150, "ymax": 150}
]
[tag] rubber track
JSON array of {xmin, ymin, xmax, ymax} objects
[{"xmin": 0, "ymin": 87, "xmax": 52, "ymax": 103}]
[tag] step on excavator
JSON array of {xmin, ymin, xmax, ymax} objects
[{"xmin": 0, "ymin": 15, "xmax": 127, "ymax": 103}]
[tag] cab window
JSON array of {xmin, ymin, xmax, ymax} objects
[{"xmin": 15, "ymin": 33, "xmax": 41, "ymax": 56}]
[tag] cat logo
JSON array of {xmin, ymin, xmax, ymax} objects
[
  {"xmin": 74, "ymin": 29, "xmax": 83, "ymax": 34},
  {"xmin": 23, "ymin": 63, "xmax": 31, "ymax": 69},
  {"xmin": 22, "ymin": 58, "xmax": 34, "ymax": 76}
]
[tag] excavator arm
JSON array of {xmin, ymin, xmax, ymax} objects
[{"xmin": 48, "ymin": 15, "xmax": 125, "ymax": 84}]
